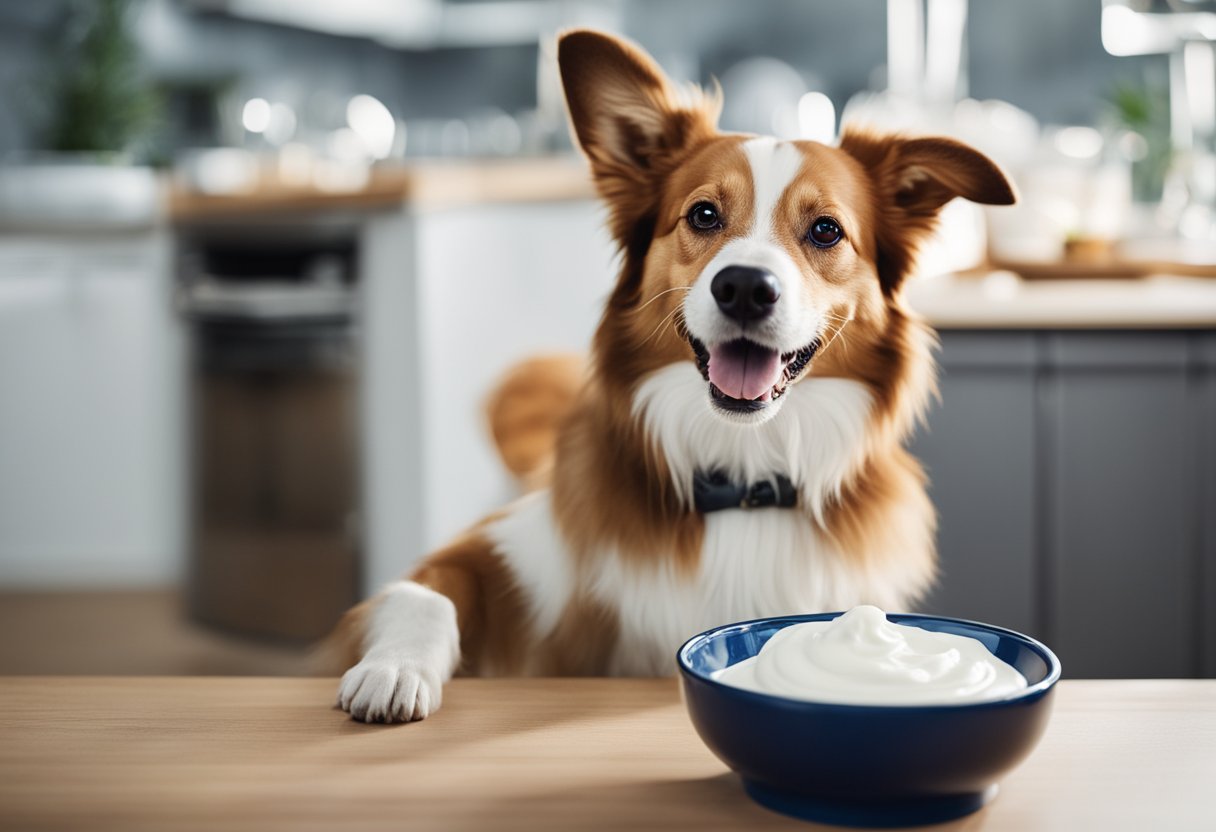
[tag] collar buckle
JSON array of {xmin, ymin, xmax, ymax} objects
[{"xmin": 693, "ymin": 469, "xmax": 798, "ymax": 513}]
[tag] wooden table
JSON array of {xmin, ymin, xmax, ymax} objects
[{"xmin": 0, "ymin": 678, "xmax": 1212, "ymax": 831}]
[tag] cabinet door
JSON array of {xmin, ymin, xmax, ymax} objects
[
  {"xmin": 0, "ymin": 243, "xmax": 74, "ymax": 576},
  {"xmin": 359, "ymin": 201, "xmax": 618, "ymax": 592},
  {"xmin": 414, "ymin": 202, "xmax": 616, "ymax": 551},
  {"xmin": 1043, "ymin": 333, "xmax": 1197, "ymax": 678},
  {"xmin": 911, "ymin": 332, "xmax": 1039, "ymax": 637},
  {"xmin": 1198, "ymin": 333, "xmax": 1216, "ymax": 679},
  {"xmin": 0, "ymin": 234, "xmax": 181, "ymax": 585}
]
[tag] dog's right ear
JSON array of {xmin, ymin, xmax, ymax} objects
[{"xmin": 558, "ymin": 29, "xmax": 718, "ymax": 242}]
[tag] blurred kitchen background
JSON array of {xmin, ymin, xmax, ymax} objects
[{"xmin": 0, "ymin": 0, "xmax": 1213, "ymax": 680}]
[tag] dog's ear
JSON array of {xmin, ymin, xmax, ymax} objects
[
  {"xmin": 557, "ymin": 29, "xmax": 719, "ymax": 245},
  {"xmin": 839, "ymin": 128, "xmax": 1016, "ymax": 294}
]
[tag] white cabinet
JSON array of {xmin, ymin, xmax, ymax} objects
[
  {"xmin": 359, "ymin": 199, "xmax": 616, "ymax": 591},
  {"xmin": 0, "ymin": 231, "xmax": 184, "ymax": 586}
]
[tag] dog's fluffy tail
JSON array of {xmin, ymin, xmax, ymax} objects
[{"xmin": 485, "ymin": 353, "xmax": 585, "ymax": 491}]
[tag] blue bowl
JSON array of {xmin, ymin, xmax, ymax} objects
[{"xmin": 677, "ymin": 612, "xmax": 1060, "ymax": 828}]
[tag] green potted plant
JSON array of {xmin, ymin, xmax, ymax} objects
[
  {"xmin": 45, "ymin": 0, "xmax": 160, "ymax": 162},
  {"xmin": 0, "ymin": 0, "xmax": 163, "ymax": 227}
]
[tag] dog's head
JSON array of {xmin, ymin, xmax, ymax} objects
[{"xmin": 558, "ymin": 30, "xmax": 1014, "ymax": 425}]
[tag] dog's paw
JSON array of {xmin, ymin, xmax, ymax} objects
[{"xmin": 336, "ymin": 658, "xmax": 444, "ymax": 723}]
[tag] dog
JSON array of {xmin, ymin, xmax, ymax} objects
[{"xmin": 328, "ymin": 29, "xmax": 1015, "ymax": 722}]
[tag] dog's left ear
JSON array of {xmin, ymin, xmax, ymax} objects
[
  {"xmin": 839, "ymin": 128, "xmax": 1016, "ymax": 294},
  {"xmin": 558, "ymin": 29, "xmax": 719, "ymax": 246}
]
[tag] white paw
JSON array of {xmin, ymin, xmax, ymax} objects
[{"xmin": 337, "ymin": 658, "xmax": 444, "ymax": 723}]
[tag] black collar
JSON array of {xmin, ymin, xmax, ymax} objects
[{"xmin": 693, "ymin": 469, "xmax": 798, "ymax": 513}]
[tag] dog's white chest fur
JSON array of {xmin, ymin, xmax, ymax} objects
[
  {"xmin": 590, "ymin": 509, "xmax": 878, "ymax": 675},
  {"xmin": 487, "ymin": 362, "xmax": 901, "ymax": 676}
]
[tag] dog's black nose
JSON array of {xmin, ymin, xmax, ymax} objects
[{"xmin": 710, "ymin": 266, "xmax": 781, "ymax": 323}]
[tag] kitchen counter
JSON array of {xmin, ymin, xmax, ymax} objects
[
  {"xmin": 0, "ymin": 677, "xmax": 1211, "ymax": 831},
  {"xmin": 907, "ymin": 271, "xmax": 1216, "ymax": 329},
  {"xmin": 162, "ymin": 154, "xmax": 1216, "ymax": 330},
  {"xmin": 167, "ymin": 157, "xmax": 596, "ymax": 222}
]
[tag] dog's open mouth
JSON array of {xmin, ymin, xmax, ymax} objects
[{"xmin": 690, "ymin": 336, "xmax": 817, "ymax": 413}]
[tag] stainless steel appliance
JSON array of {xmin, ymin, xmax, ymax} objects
[{"xmin": 179, "ymin": 225, "xmax": 361, "ymax": 641}]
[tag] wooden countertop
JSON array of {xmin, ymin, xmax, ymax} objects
[
  {"xmin": 168, "ymin": 157, "xmax": 595, "ymax": 222},
  {"xmin": 906, "ymin": 272, "xmax": 1216, "ymax": 329},
  {"xmin": 0, "ymin": 677, "xmax": 1212, "ymax": 831}
]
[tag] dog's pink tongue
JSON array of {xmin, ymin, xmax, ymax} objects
[{"xmin": 708, "ymin": 340, "xmax": 782, "ymax": 400}]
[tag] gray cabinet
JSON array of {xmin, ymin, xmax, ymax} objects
[
  {"xmin": 912, "ymin": 330, "xmax": 1216, "ymax": 679},
  {"xmin": 910, "ymin": 334, "xmax": 1038, "ymax": 636},
  {"xmin": 1201, "ymin": 333, "xmax": 1216, "ymax": 678},
  {"xmin": 1043, "ymin": 334, "xmax": 1196, "ymax": 678}
]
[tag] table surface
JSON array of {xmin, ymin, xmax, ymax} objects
[{"xmin": 0, "ymin": 677, "xmax": 1212, "ymax": 832}]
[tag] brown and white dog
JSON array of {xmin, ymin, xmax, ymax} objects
[{"xmin": 329, "ymin": 30, "xmax": 1015, "ymax": 722}]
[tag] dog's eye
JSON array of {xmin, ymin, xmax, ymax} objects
[
  {"xmin": 808, "ymin": 217, "xmax": 843, "ymax": 248},
  {"xmin": 688, "ymin": 202, "xmax": 722, "ymax": 231}
]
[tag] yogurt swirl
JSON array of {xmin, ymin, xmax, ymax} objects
[{"xmin": 714, "ymin": 606, "xmax": 1028, "ymax": 705}]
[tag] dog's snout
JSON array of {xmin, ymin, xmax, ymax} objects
[{"xmin": 710, "ymin": 266, "xmax": 781, "ymax": 323}]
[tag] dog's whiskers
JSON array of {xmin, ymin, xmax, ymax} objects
[
  {"xmin": 637, "ymin": 285, "xmax": 692, "ymax": 312},
  {"xmin": 640, "ymin": 303, "xmax": 684, "ymax": 347},
  {"xmin": 818, "ymin": 316, "xmax": 854, "ymax": 359}
]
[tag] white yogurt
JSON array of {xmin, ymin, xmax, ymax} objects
[{"xmin": 713, "ymin": 605, "xmax": 1028, "ymax": 705}]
